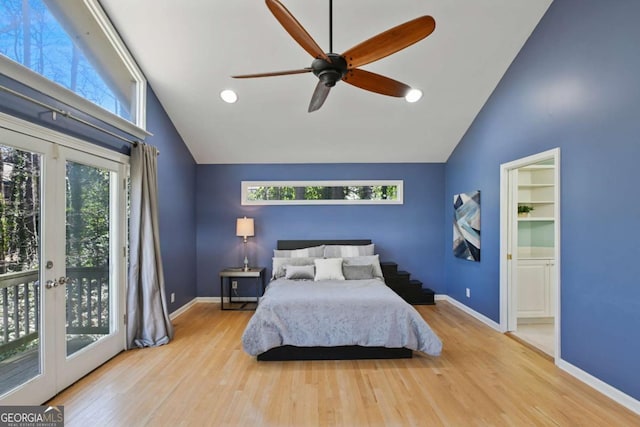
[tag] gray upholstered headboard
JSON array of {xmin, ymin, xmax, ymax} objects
[{"xmin": 277, "ymin": 239, "xmax": 372, "ymax": 250}]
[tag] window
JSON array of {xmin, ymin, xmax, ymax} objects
[
  {"xmin": 0, "ymin": 0, "xmax": 146, "ymax": 133},
  {"xmin": 242, "ymin": 181, "xmax": 404, "ymax": 205}
]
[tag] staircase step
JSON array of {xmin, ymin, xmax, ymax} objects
[
  {"xmin": 380, "ymin": 262, "xmax": 398, "ymax": 276},
  {"xmin": 380, "ymin": 260, "xmax": 435, "ymax": 305},
  {"xmin": 395, "ymin": 271, "xmax": 411, "ymax": 285},
  {"xmin": 409, "ymin": 279, "xmax": 423, "ymax": 289},
  {"xmin": 412, "ymin": 288, "xmax": 436, "ymax": 305}
]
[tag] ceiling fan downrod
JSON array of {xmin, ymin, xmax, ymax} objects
[{"xmin": 329, "ymin": 0, "xmax": 333, "ymax": 53}]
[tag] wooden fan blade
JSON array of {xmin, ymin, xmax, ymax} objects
[
  {"xmin": 232, "ymin": 68, "xmax": 312, "ymax": 78},
  {"xmin": 342, "ymin": 68, "xmax": 412, "ymax": 97},
  {"xmin": 341, "ymin": 16, "xmax": 435, "ymax": 69},
  {"xmin": 308, "ymin": 81, "xmax": 331, "ymax": 112},
  {"xmin": 266, "ymin": 0, "xmax": 330, "ymax": 62}
]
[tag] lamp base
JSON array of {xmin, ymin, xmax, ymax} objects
[{"xmin": 243, "ymin": 256, "xmax": 249, "ymax": 272}]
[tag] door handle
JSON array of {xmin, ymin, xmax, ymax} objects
[{"xmin": 46, "ymin": 277, "xmax": 71, "ymax": 288}]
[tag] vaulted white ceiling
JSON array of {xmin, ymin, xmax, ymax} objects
[{"xmin": 100, "ymin": 0, "xmax": 552, "ymax": 164}]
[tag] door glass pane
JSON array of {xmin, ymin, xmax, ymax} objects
[
  {"xmin": 65, "ymin": 161, "xmax": 111, "ymax": 356},
  {"xmin": 0, "ymin": 145, "xmax": 42, "ymax": 395}
]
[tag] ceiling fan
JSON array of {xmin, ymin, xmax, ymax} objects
[{"xmin": 232, "ymin": 0, "xmax": 436, "ymax": 112}]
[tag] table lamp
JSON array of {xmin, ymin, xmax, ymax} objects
[{"xmin": 236, "ymin": 217, "xmax": 254, "ymax": 271}]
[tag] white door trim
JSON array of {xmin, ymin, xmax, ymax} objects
[
  {"xmin": 499, "ymin": 148, "xmax": 561, "ymax": 362},
  {"xmin": 0, "ymin": 114, "xmax": 128, "ymax": 404}
]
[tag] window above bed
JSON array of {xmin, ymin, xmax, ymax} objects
[{"xmin": 241, "ymin": 180, "xmax": 403, "ymax": 205}]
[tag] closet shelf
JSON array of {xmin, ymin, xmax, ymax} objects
[{"xmin": 518, "ymin": 200, "xmax": 554, "ymax": 204}]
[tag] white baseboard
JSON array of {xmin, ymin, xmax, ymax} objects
[
  {"xmin": 436, "ymin": 295, "xmax": 501, "ymax": 331},
  {"xmin": 169, "ymin": 297, "xmax": 256, "ymax": 319},
  {"xmin": 169, "ymin": 298, "xmax": 199, "ymax": 320},
  {"xmin": 195, "ymin": 297, "xmax": 219, "ymax": 303},
  {"xmin": 557, "ymin": 359, "xmax": 640, "ymax": 415}
]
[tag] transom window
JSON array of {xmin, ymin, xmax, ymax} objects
[
  {"xmin": 242, "ymin": 181, "xmax": 404, "ymax": 205},
  {"xmin": 0, "ymin": 0, "xmax": 146, "ymax": 131}
]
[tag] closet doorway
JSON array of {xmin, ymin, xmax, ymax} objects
[{"xmin": 500, "ymin": 148, "xmax": 560, "ymax": 360}]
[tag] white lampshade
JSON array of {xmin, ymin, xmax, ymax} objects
[{"xmin": 236, "ymin": 217, "xmax": 255, "ymax": 238}]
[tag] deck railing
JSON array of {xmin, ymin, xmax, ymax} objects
[
  {"xmin": 65, "ymin": 267, "xmax": 110, "ymax": 335},
  {"xmin": 0, "ymin": 270, "xmax": 39, "ymax": 354},
  {"xmin": 0, "ymin": 267, "xmax": 110, "ymax": 355}
]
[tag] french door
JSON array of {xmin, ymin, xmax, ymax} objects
[{"xmin": 0, "ymin": 125, "xmax": 127, "ymax": 404}]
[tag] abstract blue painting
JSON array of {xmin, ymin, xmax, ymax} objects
[{"xmin": 453, "ymin": 191, "xmax": 481, "ymax": 261}]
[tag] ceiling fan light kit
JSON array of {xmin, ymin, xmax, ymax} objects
[
  {"xmin": 232, "ymin": 0, "xmax": 435, "ymax": 112},
  {"xmin": 405, "ymin": 89, "xmax": 423, "ymax": 103},
  {"xmin": 220, "ymin": 89, "xmax": 238, "ymax": 103}
]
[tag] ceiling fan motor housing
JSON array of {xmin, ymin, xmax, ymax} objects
[{"xmin": 312, "ymin": 54, "xmax": 347, "ymax": 87}]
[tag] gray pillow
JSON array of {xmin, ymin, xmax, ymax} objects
[
  {"xmin": 284, "ymin": 264, "xmax": 315, "ymax": 280},
  {"xmin": 273, "ymin": 245, "xmax": 325, "ymax": 258},
  {"xmin": 343, "ymin": 255, "xmax": 384, "ymax": 279},
  {"xmin": 342, "ymin": 264, "xmax": 374, "ymax": 280},
  {"xmin": 272, "ymin": 257, "xmax": 317, "ymax": 279},
  {"xmin": 324, "ymin": 244, "xmax": 375, "ymax": 258}
]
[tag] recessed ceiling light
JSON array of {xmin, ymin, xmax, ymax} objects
[
  {"xmin": 220, "ymin": 89, "xmax": 238, "ymax": 103},
  {"xmin": 405, "ymin": 89, "xmax": 423, "ymax": 103}
]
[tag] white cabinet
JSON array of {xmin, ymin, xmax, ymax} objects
[{"xmin": 517, "ymin": 259, "xmax": 555, "ymax": 318}]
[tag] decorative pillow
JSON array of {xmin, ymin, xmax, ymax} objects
[
  {"xmin": 314, "ymin": 258, "xmax": 345, "ymax": 281},
  {"xmin": 284, "ymin": 264, "xmax": 315, "ymax": 280},
  {"xmin": 343, "ymin": 255, "xmax": 384, "ymax": 279},
  {"xmin": 342, "ymin": 264, "xmax": 375, "ymax": 280},
  {"xmin": 272, "ymin": 257, "xmax": 317, "ymax": 279},
  {"xmin": 273, "ymin": 245, "xmax": 325, "ymax": 258},
  {"xmin": 323, "ymin": 244, "xmax": 375, "ymax": 258}
]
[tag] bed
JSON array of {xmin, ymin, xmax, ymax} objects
[{"xmin": 241, "ymin": 240, "xmax": 443, "ymax": 361}]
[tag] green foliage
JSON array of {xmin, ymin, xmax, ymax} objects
[
  {"xmin": 518, "ymin": 205, "xmax": 535, "ymax": 214},
  {"xmin": 247, "ymin": 184, "xmax": 399, "ymax": 202},
  {"xmin": 0, "ymin": 147, "xmax": 110, "ymax": 273},
  {"xmin": 66, "ymin": 162, "xmax": 110, "ymax": 268},
  {"xmin": 0, "ymin": 146, "xmax": 40, "ymax": 273}
]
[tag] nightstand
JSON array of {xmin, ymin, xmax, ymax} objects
[{"xmin": 219, "ymin": 267, "xmax": 266, "ymax": 310}]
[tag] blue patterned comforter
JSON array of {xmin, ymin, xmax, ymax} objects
[{"xmin": 241, "ymin": 278, "xmax": 443, "ymax": 356}]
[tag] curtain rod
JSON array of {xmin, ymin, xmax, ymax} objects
[{"xmin": 0, "ymin": 84, "xmax": 140, "ymax": 147}]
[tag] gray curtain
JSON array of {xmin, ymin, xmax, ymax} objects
[{"xmin": 127, "ymin": 143, "xmax": 174, "ymax": 349}]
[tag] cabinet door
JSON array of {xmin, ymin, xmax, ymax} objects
[{"xmin": 517, "ymin": 260, "xmax": 549, "ymax": 317}]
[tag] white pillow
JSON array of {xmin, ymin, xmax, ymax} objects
[
  {"xmin": 314, "ymin": 258, "xmax": 345, "ymax": 281},
  {"xmin": 284, "ymin": 264, "xmax": 315, "ymax": 280}
]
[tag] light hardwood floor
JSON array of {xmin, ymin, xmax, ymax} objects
[{"xmin": 48, "ymin": 301, "xmax": 639, "ymax": 426}]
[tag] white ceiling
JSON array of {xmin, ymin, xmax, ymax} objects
[{"xmin": 100, "ymin": 0, "xmax": 552, "ymax": 164}]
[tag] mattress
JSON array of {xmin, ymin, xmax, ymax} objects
[{"xmin": 241, "ymin": 278, "xmax": 443, "ymax": 356}]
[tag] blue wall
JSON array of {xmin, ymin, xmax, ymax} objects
[
  {"xmin": 444, "ymin": 0, "xmax": 640, "ymax": 400},
  {"xmin": 196, "ymin": 163, "xmax": 445, "ymax": 297},
  {"xmin": 145, "ymin": 87, "xmax": 198, "ymax": 311}
]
